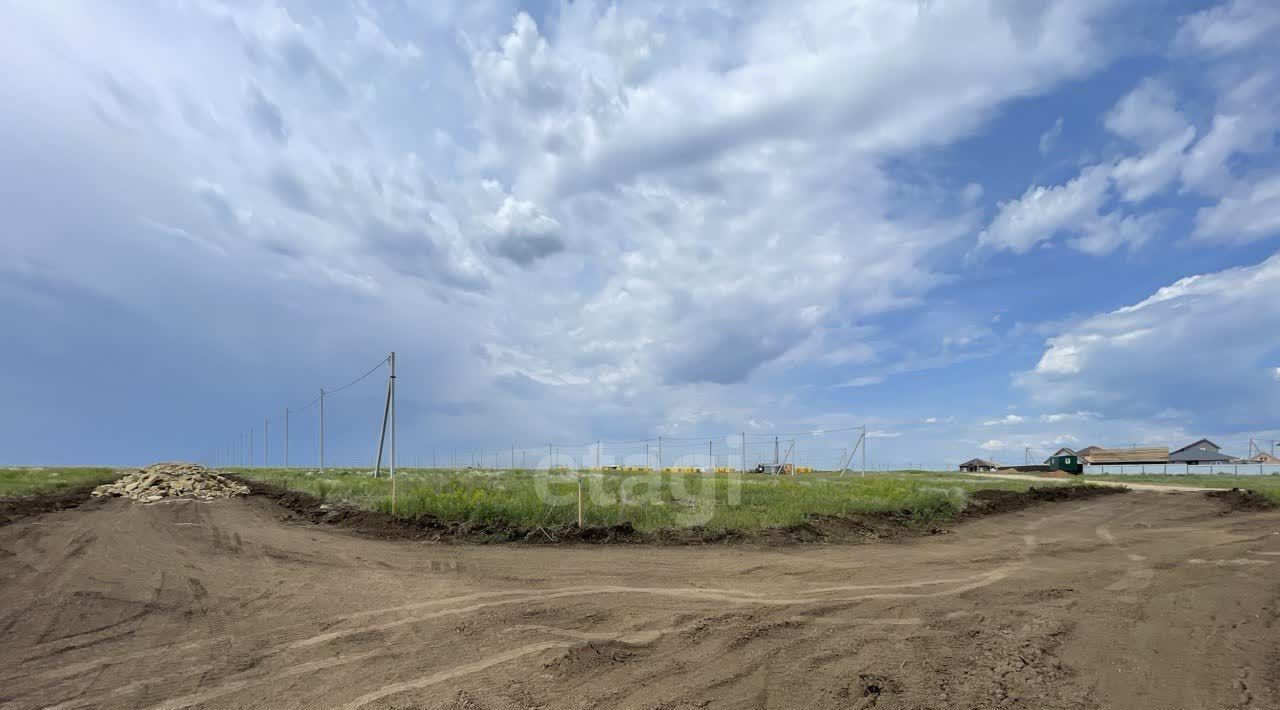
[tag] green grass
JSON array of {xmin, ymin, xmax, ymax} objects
[
  {"xmin": 233, "ymin": 467, "xmax": 1066, "ymax": 531},
  {"xmin": 1083, "ymin": 472, "xmax": 1280, "ymax": 503},
  {"xmin": 0, "ymin": 467, "xmax": 120, "ymax": 497}
]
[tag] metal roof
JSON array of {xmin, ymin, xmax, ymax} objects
[
  {"xmin": 959, "ymin": 458, "xmax": 998, "ymax": 467},
  {"xmin": 1170, "ymin": 439, "xmax": 1221, "ymax": 456},
  {"xmin": 1082, "ymin": 447, "xmax": 1169, "ymax": 464}
]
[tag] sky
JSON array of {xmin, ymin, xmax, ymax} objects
[{"xmin": 2, "ymin": 0, "xmax": 1279, "ymax": 469}]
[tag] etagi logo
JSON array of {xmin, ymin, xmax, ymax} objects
[{"xmin": 529, "ymin": 447, "xmax": 744, "ymax": 527}]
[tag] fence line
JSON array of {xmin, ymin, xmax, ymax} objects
[{"xmin": 1084, "ymin": 463, "xmax": 1280, "ymax": 476}]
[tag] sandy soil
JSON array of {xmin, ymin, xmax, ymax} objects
[{"xmin": 1, "ymin": 493, "xmax": 1277, "ymax": 709}]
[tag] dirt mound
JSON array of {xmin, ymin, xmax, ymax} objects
[
  {"xmin": 962, "ymin": 484, "xmax": 1126, "ymax": 518},
  {"xmin": 93, "ymin": 462, "xmax": 249, "ymax": 502},
  {"xmin": 1205, "ymin": 487, "xmax": 1276, "ymax": 512},
  {"xmin": 0, "ymin": 482, "xmax": 108, "ymax": 526}
]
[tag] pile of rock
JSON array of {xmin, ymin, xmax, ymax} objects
[{"xmin": 91, "ymin": 462, "xmax": 250, "ymax": 503}]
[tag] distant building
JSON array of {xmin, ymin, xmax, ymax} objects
[
  {"xmin": 1075, "ymin": 445, "xmax": 1104, "ymax": 458},
  {"xmin": 1044, "ymin": 448, "xmax": 1083, "ymax": 474},
  {"xmin": 1169, "ymin": 439, "xmax": 1234, "ymax": 465},
  {"xmin": 1245, "ymin": 451, "xmax": 1280, "ymax": 464},
  {"xmin": 958, "ymin": 458, "xmax": 998, "ymax": 472}
]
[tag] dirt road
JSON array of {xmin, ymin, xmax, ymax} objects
[
  {"xmin": 964, "ymin": 472, "xmax": 1220, "ymax": 493},
  {"xmin": 1, "ymin": 493, "xmax": 1277, "ymax": 709}
]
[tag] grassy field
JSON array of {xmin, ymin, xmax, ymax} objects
[
  {"xmin": 231, "ymin": 467, "xmax": 1070, "ymax": 531},
  {"xmin": 1083, "ymin": 472, "xmax": 1280, "ymax": 502},
  {"xmin": 0, "ymin": 467, "xmax": 119, "ymax": 497}
]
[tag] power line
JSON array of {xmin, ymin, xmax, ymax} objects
[{"xmin": 326, "ymin": 356, "xmax": 391, "ymax": 395}]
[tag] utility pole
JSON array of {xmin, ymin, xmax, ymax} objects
[
  {"xmin": 375, "ymin": 353, "xmax": 393, "ymax": 478},
  {"xmin": 742, "ymin": 432, "xmax": 747, "ymax": 472},
  {"xmin": 390, "ymin": 352, "xmax": 397, "ymax": 506},
  {"xmin": 1024, "ymin": 446, "xmax": 1031, "ymax": 465},
  {"xmin": 548, "ymin": 443, "xmax": 553, "ymax": 470},
  {"xmin": 774, "ymin": 436, "xmax": 780, "ymax": 473},
  {"xmin": 861, "ymin": 425, "xmax": 867, "ymax": 477},
  {"xmin": 319, "ymin": 388, "xmax": 326, "ymax": 473},
  {"xmin": 658, "ymin": 436, "xmax": 663, "ymax": 471},
  {"xmin": 708, "ymin": 439, "xmax": 713, "ymax": 472}
]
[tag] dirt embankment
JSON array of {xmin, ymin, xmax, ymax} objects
[
  {"xmin": 0, "ymin": 483, "xmax": 107, "ymax": 527},
  {"xmin": 1205, "ymin": 487, "xmax": 1278, "ymax": 512},
  {"xmin": 238, "ymin": 476, "xmax": 1126, "ymax": 545}
]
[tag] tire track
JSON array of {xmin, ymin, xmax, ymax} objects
[{"xmin": 11, "ymin": 496, "xmax": 1126, "ymax": 710}]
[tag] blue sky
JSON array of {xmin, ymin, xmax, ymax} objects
[{"xmin": 2, "ymin": 0, "xmax": 1278, "ymax": 468}]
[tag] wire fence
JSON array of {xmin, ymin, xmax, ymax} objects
[{"xmin": 381, "ymin": 427, "xmax": 882, "ymax": 474}]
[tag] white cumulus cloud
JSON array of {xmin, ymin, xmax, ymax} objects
[{"xmin": 1019, "ymin": 252, "xmax": 1280, "ymax": 429}]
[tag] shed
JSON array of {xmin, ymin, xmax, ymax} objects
[
  {"xmin": 1169, "ymin": 439, "xmax": 1233, "ymax": 464},
  {"xmin": 1246, "ymin": 452, "xmax": 1280, "ymax": 464},
  {"xmin": 1044, "ymin": 448, "xmax": 1083, "ymax": 474},
  {"xmin": 958, "ymin": 458, "xmax": 998, "ymax": 472}
]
